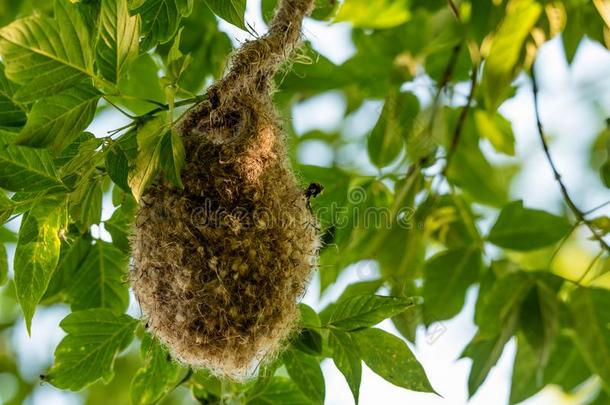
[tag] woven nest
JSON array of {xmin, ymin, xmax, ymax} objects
[{"xmin": 130, "ymin": 0, "xmax": 319, "ymax": 379}]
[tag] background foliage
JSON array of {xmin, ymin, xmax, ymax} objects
[{"xmin": 0, "ymin": 0, "xmax": 610, "ymax": 403}]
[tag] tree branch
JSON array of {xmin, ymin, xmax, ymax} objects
[
  {"xmin": 442, "ymin": 65, "xmax": 479, "ymax": 176},
  {"xmin": 531, "ymin": 66, "xmax": 610, "ymax": 252}
]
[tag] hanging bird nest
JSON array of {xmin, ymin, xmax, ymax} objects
[{"xmin": 130, "ymin": 0, "xmax": 319, "ymax": 379}]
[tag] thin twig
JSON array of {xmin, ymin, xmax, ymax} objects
[
  {"xmin": 447, "ymin": 0, "xmax": 461, "ymax": 19},
  {"xmin": 442, "ymin": 65, "xmax": 479, "ymax": 176},
  {"xmin": 576, "ymin": 251, "xmax": 604, "ymax": 285},
  {"xmin": 547, "ymin": 221, "xmax": 580, "ymax": 267},
  {"xmin": 583, "ymin": 199, "xmax": 610, "ymax": 216},
  {"xmin": 102, "ymin": 96, "xmax": 137, "ymax": 120},
  {"xmin": 531, "ymin": 66, "xmax": 610, "ymax": 252}
]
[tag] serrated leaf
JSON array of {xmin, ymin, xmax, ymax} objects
[
  {"xmin": 17, "ymin": 83, "xmax": 100, "ymax": 153},
  {"xmin": 423, "ymin": 248, "xmax": 482, "ymax": 323},
  {"xmin": 128, "ymin": 116, "xmax": 167, "ymax": 201},
  {"xmin": 131, "ymin": 334, "xmax": 182, "ymax": 405},
  {"xmin": 327, "ymin": 295, "xmax": 415, "ymax": 331},
  {"xmin": 329, "ymin": 329, "xmax": 361, "ymax": 403},
  {"xmin": 204, "ymin": 0, "xmax": 247, "ymax": 30},
  {"xmin": 0, "ymin": 130, "xmax": 64, "ymax": 192},
  {"xmin": 0, "ymin": 0, "xmax": 94, "ymax": 102},
  {"xmin": 568, "ymin": 287, "xmax": 610, "ymax": 392},
  {"xmin": 130, "ymin": 0, "xmax": 193, "ymax": 50},
  {"xmin": 335, "ymin": 0, "xmax": 410, "ymax": 29},
  {"xmin": 487, "ymin": 200, "xmax": 572, "ymax": 251},
  {"xmin": 283, "ymin": 349, "xmax": 325, "ymax": 404},
  {"xmin": 353, "ymin": 328, "xmax": 435, "ymax": 393},
  {"xmin": 14, "ymin": 200, "xmax": 66, "ymax": 333},
  {"xmin": 481, "ymin": 0, "xmax": 542, "ymax": 110},
  {"xmin": 46, "ymin": 309, "xmax": 138, "ymax": 390},
  {"xmin": 66, "ymin": 241, "xmax": 129, "ymax": 313},
  {"xmin": 97, "ymin": 0, "xmax": 140, "ymax": 84},
  {"xmin": 159, "ymin": 130, "xmax": 185, "ymax": 188}
]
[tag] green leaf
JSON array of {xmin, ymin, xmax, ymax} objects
[
  {"xmin": 481, "ymin": 0, "xmax": 542, "ymax": 110},
  {"xmin": 0, "ymin": 243, "xmax": 7, "ymax": 286},
  {"xmin": 423, "ymin": 248, "xmax": 482, "ymax": 323},
  {"xmin": 475, "ymin": 269, "xmax": 533, "ymax": 337},
  {"xmin": 353, "ymin": 328, "xmax": 435, "ymax": 393},
  {"xmin": 17, "ymin": 83, "xmax": 100, "ymax": 152},
  {"xmin": 446, "ymin": 134, "xmax": 508, "ymax": 207},
  {"xmin": 247, "ymin": 377, "xmax": 314, "ymax": 405},
  {"xmin": 518, "ymin": 276, "xmax": 560, "ymax": 369},
  {"xmin": 117, "ymin": 54, "xmax": 166, "ymax": 115},
  {"xmin": 106, "ymin": 135, "xmax": 133, "ymax": 193},
  {"xmin": 367, "ymin": 91, "xmax": 418, "ymax": 168},
  {"xmin": 130, "ymin": 0, "xmax": 193, "ymax": 50},
  {"xmin": 327, "ymin": 295, "xmax": 415, "ymax": 331},
  {"xmin": 45, "ymin": 231, "xmax": 92, "ymax": 300},
  {"xmin": 473, "ymin": 110, "xmax": 516, "ymax": 156},
  {"xmin": 328, "ymin": 329, "xmax": 361, "ymax": 403},
  {"xmin": 14, "ymin": 200, "xmax": 66, "ymax": 333},
  {"xmin": 128, "ymin": 116, "xmax": 167, "ymax": 201},
  {"xmin": 335, "ymin": 0, "xmax": 410, "ymax": 29},
  {"xmin": 105, "ymin": 203, "xmax": 135, "ymax": 254},
  {"xmin": 487, "ymin": 201, "xmax": 572, "ymax": 251},
  {"xmin": 46, "ymin": 309, "xmax": 138, "ymax": 390},
  {"xmin": 509, "ymin": 333, "xmax": 589, "ymax": 404},
  {"xmin": 0, "ymin": 62, "xmax": 26, "ymax": 127},
  {"xmin": 96, "ymin": 0, "xmax": 140, "ymax": 84},
  {"xmin": 0, "ymin": 0, "xmax": 94, "ymax": 102},
  {"xmin": 69, "ymin": 177, "xmax": 103, "ymax": 229},
  {"xmin": 283, "ymin": 349, "xmax": 325, "ymax": 404},
  {"xmin": 131, "ymin": 334, "xmax": 182, "ymax": 405},
  {"xmin": 165, "ymin": 28, "xmax": 193, "ymax": 84},
  {"xmin": 0, "ymin": 130, "xmax": 64, "ymax": 192},
  {"xmin": 0, "ymin": 191, "xmax": 16, "ymax": 225},
  {"xmin": 66, "ymin": 241, "xmax": 129, "ymax": 313},
  {"xmin": 159, "ymin": 130, "xmax": 185, "ymax": 188},
  {"xmin": 463, "ymin": 309, "xmax": 519, "ymax": 397},
  {"xmin": 568, "ymin": 287, "xmax": 610, "ymax": 392},
  {"xmin": 204, "ymin": 0, "xmax": 247, "ymax": 30}
]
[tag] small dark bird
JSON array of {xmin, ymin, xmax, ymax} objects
[{"xmin": 305, "ymin": 182, "xmax": 324, "ymax": 210}]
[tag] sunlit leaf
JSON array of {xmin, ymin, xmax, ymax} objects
[
  {"xmin": 14, "ymin": 200, "xmax": 66, "ymax": 333},
  {"xmin": 335, "ymin": 0, "xmax": 410, "ymax": 29},
  {"xmin": 204, "ymin": 0, "xmax": 247, "ymax": 30},
  {"xmin": 0, "ymin": 0, "xmax": 94, "ymax": 102},
  {"xmin": 97, "ymin": 0, "xmax": 140, "ymax": 84},
  {"xmin": 46, "ymin": 309, "xmax": 138, "ymax": 390},
  {"xmin": 327, "ymin": 295, "xmax": 415, "ymax": 331},
  {"xmin": 17, "ymin": 83, "xmax": 100, "ymax": 152}
]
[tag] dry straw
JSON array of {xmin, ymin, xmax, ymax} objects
[{"xmin": 130, "ymin": 0, "xmax": 319, "ymax": 379}]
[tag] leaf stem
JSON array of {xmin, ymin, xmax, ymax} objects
[{"xmin": 531, "ymin": 65, "xmax": 610, "ymax": 253}]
